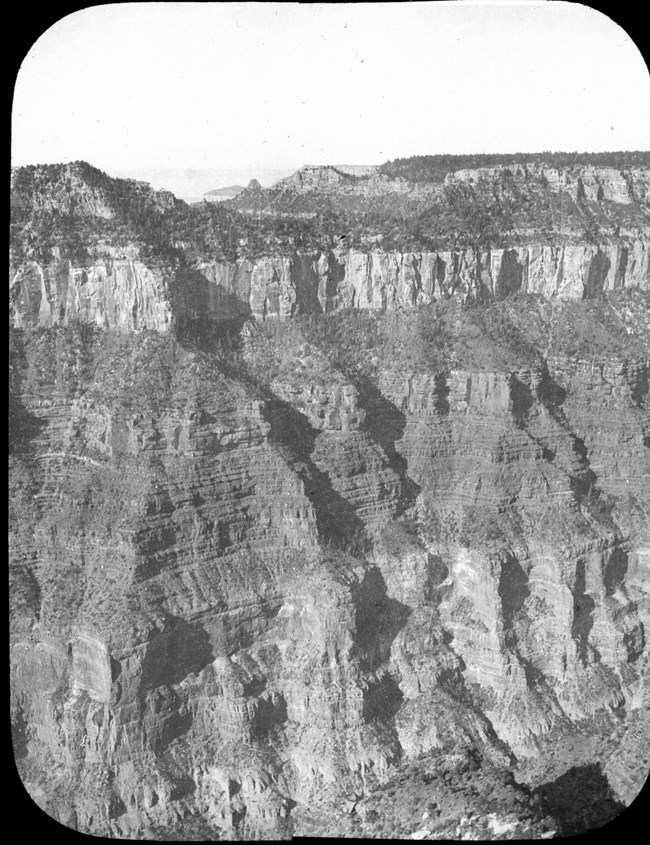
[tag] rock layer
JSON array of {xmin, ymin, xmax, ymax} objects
[
  {"xmin": 10, "ymin": 160, "xmax": 650, "ymax": 330},
  {"xmin": 9, "ymin": 159, "xmax": 650, "ymax": 838},
  {"xmin": 10, "ymin": 240, "xmax": 650, "ymax": 331},
  {"xmin": 9, "ymin": 301, "xmax": 650, "ymax": 837}
]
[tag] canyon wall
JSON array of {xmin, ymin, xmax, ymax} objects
[
  {"xmin": 9, "ymin": 306, "xmax": 650, "ymax": 837},
  {"xmin": 10, "ymin": 252, "xmax": 175, "ymax": 332},
  {"xmin": 10, "ymin": 159, "xmax": 650, "ymax": 837},
  {"xmin": 10, "ymin": 239, "xmax": 650, "ymax": 331},
  {"xmin": 446, "ymin": 165, "xmax": 650, "ymax": 206},
  {"xmin": 10, "ymin": 160, "xmax": 650, "ymax": 331}
]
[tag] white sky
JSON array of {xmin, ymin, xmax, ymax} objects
[{"xmin": 11, "ymin": 1, "xmax": 650, "ymax": 189}]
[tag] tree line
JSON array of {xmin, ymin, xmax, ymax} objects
[{"xmin": 379, "ymin": 151, "xmax": 650, "ymax": 183}]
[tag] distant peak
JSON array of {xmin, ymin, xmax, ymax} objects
[{"xmin": 10, "ymin": 159, "xmax": 181, "ymax": 221}]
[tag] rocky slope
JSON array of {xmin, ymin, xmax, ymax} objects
[
  {"xmin": 9, "ymin": 158, "xmax": 650, "ymax": 839},
  {"xmin": 10, "ymin": 159, "xmax": 650, "ymax": 331}
]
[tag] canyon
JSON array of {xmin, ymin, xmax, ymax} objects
[
  {"xmin": 9, "ymin": 156, "xmax": 650, "ymax": 839},
  {"xmin": 10, "ymin": 240, "xmax": 650, "ymax": 330}
]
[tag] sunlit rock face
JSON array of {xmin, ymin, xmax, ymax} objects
[
  {"xmin": 446, "ymin": 163, "xmax": 650, "ymax": 207},
  {"xmin": 9, "ymin": 160, "xmax": 650, "ymax": 837},
  {"xmin": 10, "ymin": 303, "xmax": 650, "ymax": 837},
  {"xmin": 9, "ymin": 161, "xmax": 650, "ymax": 331},
  {"xmin": 10, "ymin": 256, "xmax": 175, "ymax": 331},
  {"xmin": 12, "ymin": 240, "xmax": 649, "ymax": 330}
]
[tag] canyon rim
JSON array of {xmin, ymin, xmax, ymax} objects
[
  {"xmin": 10, "ymin": 152, "xmax": 650, "ymax": 840},
  {"xmin": 9, "ymin": 2, "xmax": 650, "ymax": 840}
]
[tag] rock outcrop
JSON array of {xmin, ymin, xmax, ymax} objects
[
  {"xmin": 446, "ymin": 164, "xmax": 650, "ymax": 207},
  {"xmin": 10, "ymin": 240, "xmax": 650, "ymax": 330},
  {"xmin": 9, "ymin": 158, "xmax": 650, "ymax": 838},
  {"xmin": 10, "ymin": 252, "xmax": 175, "ymax": 331},
  {"xmin": 10, "ymin": 160, "xmax": 650, "ymax": 331},
  {"xmin": 10, "ymin": 294, "xmax": 650, "ymax": 837}
]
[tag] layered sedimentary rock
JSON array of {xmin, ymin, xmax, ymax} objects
[
  {"xmin": 10, "ymin": 252, "xmax": 175, "ymax": 331},
  {"xmin": 9, "ymin": 160, "xmax": 650, "ymax": 838},
  {"xmin": 375, "ymin": 359, "xmax": 649, "ymax": 751},
  {"xmin": 446, "ymin": 164, "xmax": 650, "ymax": 206},
  {"xmin": 10, "ymin": 160, "xmax": 650, "ymax": 330},
  {"xmin": 273, "ymin": 162, "xmax": 650, "ymax": 207},
  {"xmin": 11, "ymin": 240, "xmax": 650, "ymax": 331},
  {"xmin": 10, "ymin": 296, "xmax": 650, "ymax": 837}
]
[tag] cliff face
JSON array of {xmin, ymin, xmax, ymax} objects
[
  {"xmin": 10, "ymin": 252, "xmax": 175, "ymax": 331},
  {"xmin": 446, "ymin": 164, "xmax": 650, "ymax": 206},
  {"xmin": 9, "ymin": 241, "xmax": 650, "ymax": 330},
  {"xmin": 10, "ymin": 160, "xmax": 650, "ymax": 331},
  {"xmin": 9, "ymin": 160, "xmax": 650, "ymax": 838},
  {"xmin": 274, "ymin": 162, "xmax": 650, "ymax": 206},
  {"xmin": 10, "ymin": 296, "xmax": 650, "ymax": 838}
]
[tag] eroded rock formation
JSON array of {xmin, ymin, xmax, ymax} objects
[
  {"xmin": 10, "ymin": 160, "xmax": 650, "ymax": 331},
  {"xmin": 10, "ymin": 240, "xmax": 650, "ymax": 330},
  {"xmin": 9, "ymin": 159, "xmax": 650, "ymax": 838}
]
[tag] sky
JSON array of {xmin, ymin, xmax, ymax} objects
[{"xmin": 11, "ymin": 2, "xmax": 650, "ymax": 197}]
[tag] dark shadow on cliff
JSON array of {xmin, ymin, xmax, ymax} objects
[
  {"xmin": 630, "ymin": 365, "xmax": 648, "ymax": 406},
  {"xmin": 495, "ymin": 249, "xmax": 524, "ymax": 300},
  {"xmin": 9, "ymin": 330, "xmax": 48, "ymax": 454},
  {"xmin": 250, "ymin": 693, "xmax": 288, "ymax": 739},
  {"xmin": 174, "ymin": 265, "xmax": 251, "ymax": 325},
  {"xmin": 352, "ymin": 566, "xmax": 412, "ymax": 672},
  {"xmin": 141, "ymin": 617, "xmax": 214, "ymax": 690},
  {"xmin": 325, "ymin": 249, "xmax": 346, "ymax": 308},
  {"xmin": 351, "ymin": 566, "xmax": 411, "ymax": 731},
  {"xmin": 584, "ymin": 251, "xmax": 611, "ymax": 300},
  {"xmin": 567, "ymin": 435, "xmax": 599, "ymax": 502},
  {"xmin": 534, "ymin": 763, "xmax": 625, "ymax": 836},
  {"xmin": 156, "ymin": 705, "xmax": 194, "ymax": 753},
  {"xmin": 604, "ymin": 547, "xmax": 628, "ymax": 596},
  {"xmin": 9, "ymin": 390, "xmax": 47, "ymax": 454},
  {"xmin": 536, "ymin": 368, "xmax": 615, "ymax": 515},
  {"xmin": 11, "ymin": 706, "xmax": 29, "ymax": 759},
  {"xmin": 170, "ymin": 775, "xmax": 197, "ymax": 801},
  {"xmin": 182, "ymin": 323, "xmax": 372, "ymax": 552},
  {"xmin": 362, "ymin": 673, "xmax": 404, "ymax": 722},
  {"xmin": 291, "ymin": 311, "xmax": 422, "ymax": 514},
  {"xmin": 262, "ymin": 397, "xmax": 369, "ymax": 552},
  {"xmin": 572, "ymin": 559, "xmax": 596, "ymax": 665},
  {"xmin": 509, "ymin": 374, "xmax": 535, "ymax": 423},
  {"xmin": 432, "ymin": 372, "xmax": 451, "ymax": 414},
  {"xmin": 350, "ymin": 373, "xmax": 421, "ymax": 514},
  {"xmin": 537, "ymin": 368, "xmax": 567, "ymax": 408},
  {"xmin": 498, "ymin": 554, "xmax": 530, "ymax": 629},
  {"xmin": 174, "ymin": 313, "xmax": 250, "ymax": 357},
  {"xmin": 293, "ymin": 252, "xmax": 324, "ymax": 316}
]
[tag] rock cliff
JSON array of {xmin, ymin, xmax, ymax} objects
[
  {"xmin": 446, "ymin": 164, "xmax": 650, "ymax": 207},
  {"xmin": 10, "ymin": 241, "xmax": 650, "ymax": 330},
  {"xmin": 10, "ymin": 160, "xmax": 650, "ymax": 331},
  {"xmin": 9, "ymin": 158, "xmax": 650, "ymax": 838}
]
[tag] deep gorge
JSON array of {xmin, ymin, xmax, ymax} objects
[{"xmin": 9, "ymin": 159, "xmax": 650, "ymax": 839}]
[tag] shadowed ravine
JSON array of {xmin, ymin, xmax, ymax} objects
[{"xmin": 9, "ymin": 159, "xmax": 650, "ymax": 839}]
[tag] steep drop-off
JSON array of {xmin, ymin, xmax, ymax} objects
[
  {"xmin": 10, "ymin": 160, "xmax": 650, "ymax": 331},
  {"xmin": 9, "ymin": 159, "xmax": 650, "ymax": 839},
  {"xmin": 10, "ymin": 298, "xmax": 650, "ymax": 838}
]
